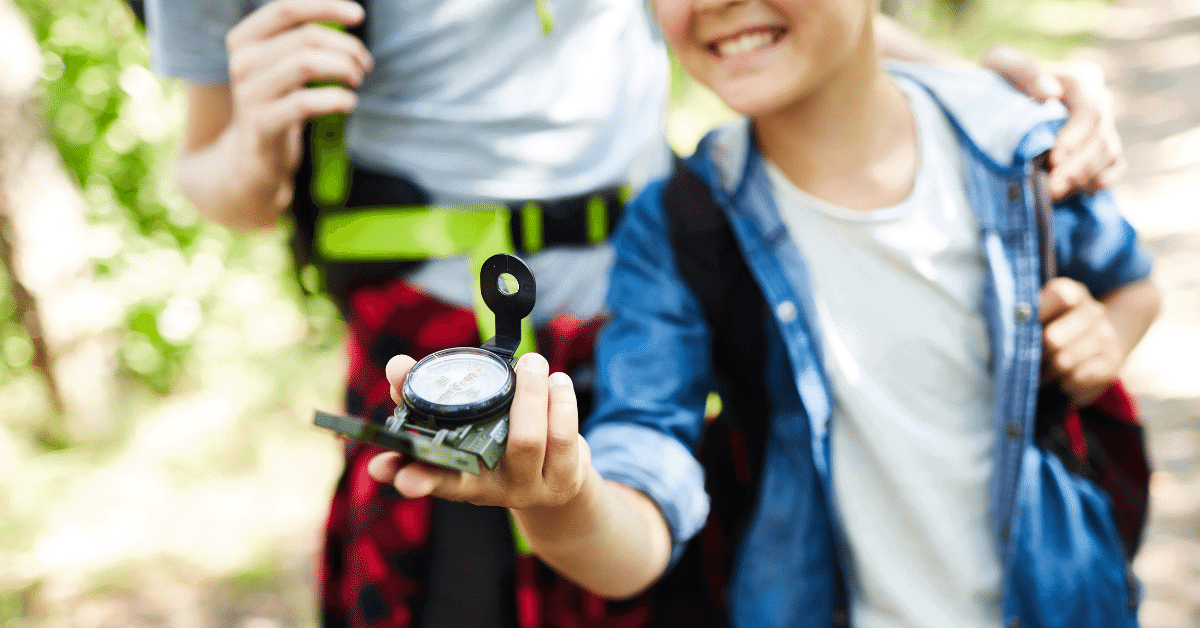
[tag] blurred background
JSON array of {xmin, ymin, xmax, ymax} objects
[{"xmin": 0, "ymin": 0, "xmax": 1197, "ymax": 625}]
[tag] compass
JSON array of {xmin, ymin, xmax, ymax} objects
[{"xmin": 314, "ymin": 253, "xmax": 536, "ymax": 474}]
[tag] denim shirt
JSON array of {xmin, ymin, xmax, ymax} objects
[{"xmin": 586, "ymin": 62, "xmax": 1153, "ymax": 628}]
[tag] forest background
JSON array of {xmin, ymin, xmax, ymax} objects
[{"xmin": 1, "ymin": 0, "xmax": 1198, "ymax": 626}]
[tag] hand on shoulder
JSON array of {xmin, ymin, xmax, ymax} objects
[{"xmin": 983, "ymin": 44, "xmax": 1125, "ymax": 200}]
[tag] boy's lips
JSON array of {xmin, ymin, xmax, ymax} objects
[{"xmin": 707, "ymin": 26, "xmax": 786, "ymax": 58}]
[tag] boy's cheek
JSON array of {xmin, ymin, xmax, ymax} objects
[{"xmin": 650, "ymin": 0, "xmax": 689, "ymax": 47}]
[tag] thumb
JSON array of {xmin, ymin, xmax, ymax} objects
[{"xmin": 983, "ymin": 44, "xmax": 1063, "ymax": 102}]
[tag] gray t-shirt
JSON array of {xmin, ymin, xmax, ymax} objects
[
  {"xmin": 145, "ymin": 0, "xmax": 670, "ymax": 319},
  {"xmin": 144, "ymin": 0, "xmax": 671, "ymax": 204}
]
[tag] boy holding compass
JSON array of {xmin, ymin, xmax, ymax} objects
[
  {"xmin": 370, "ymin": 0, "xmax": 1160, "ymax": 627},
  {"xmin": 144, "ymin": 0, "xmax": 1135, "ymax": 625}
]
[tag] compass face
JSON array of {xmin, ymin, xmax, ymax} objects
[{"xmin": 403, "ymin": 347, "xmax": 515, "ymax": 423}]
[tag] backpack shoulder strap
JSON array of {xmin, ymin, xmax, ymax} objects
[
  {"xmin": 1029, "ymin": 153, "xmax": 1150, "ymax": 559},
  {"xmin": 1031, "ymin": 152, "xmax": 1056, "ymax": 283},
  {"xmin": 664, "ymin": 159, "xmax": 771, "ymax": 523},
  {"xmin": 661, "ymin": 159, "xmax": 771, "ymax": 429}
]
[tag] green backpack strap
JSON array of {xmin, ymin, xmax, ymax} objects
[{"xmin": 302, "ymin": 18, "xmax": 534, "ymax": 355}]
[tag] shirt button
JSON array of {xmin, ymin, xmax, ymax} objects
[
  {"xmin": 1015, "ymin": 302, "xmax": 1033, "ymax": 323},
  {"xmin": 1006, "ymin": 422, "xmax": 1023, "ymax": 439},
  {"xmin": 1008, "ymin": 183, "xmax": 1022, "ymax": 202},
  {"xmin": 776, "ymin": 301, "xmax": 798, "ymax": 323},
  {"xmin": 831, "ymin": 610, "xmax": 849, "ymax": 626},
  {"xmin": 1008, "ymin": 618, "xmax": 1021, "ymax": 628}
]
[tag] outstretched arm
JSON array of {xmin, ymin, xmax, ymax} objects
[
  {"xmin": 875, "ymin": 15, "xmax": 1125, "ymax": 201},
  {"xmin": 367, "ymin": 353, "xmax": 673, "ymax": 599}
]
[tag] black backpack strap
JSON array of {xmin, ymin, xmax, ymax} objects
[
  {"xmin": 1029, "ymin": 153, "xmax": 1150, "ymax": 560},
  {"xmin": 647, "ymin": 158, "xmax": 772, "ymax": 624},
  {"xmin": 663, "ymin": 158, "xmax": 772, "ymax": 485},
  {"xmin": 1031, "ymin": 152, "xmax": 1057, "ymax": 283}
]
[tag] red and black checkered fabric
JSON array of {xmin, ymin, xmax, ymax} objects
[{"xmin": 318, "ymin": 276, "xmax": 656, "ymax": 628}]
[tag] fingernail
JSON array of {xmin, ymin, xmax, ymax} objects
[
  {"xmin": 522, "ymin": 353, "xmax": 548, "ymax": 375},
  {"xmin": 1036, "ymin": 75, "xmax": 1062, "ymax": 99},
  {"xmin": 549, "ymin": 372, "xmax": 571, "ymax": 386}
]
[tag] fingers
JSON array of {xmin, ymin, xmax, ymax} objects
[
  {"xmin": 225, "ymin": 0, "xmax": 373, "ymax": 143},
  {"xmin": 1059, "ymin": 362, "xmax": 1114, "ymax": 407},
  {"xmin": 1046, "ymin": 314, "xmax": 1106, "ymax": 375},
  {"xmin": 506, "ymin": 354, "xmax": 552, "ymax": 489},
  {"xmin": 983, "ymin": 46, "xmax": 1126, "ymax": 198},
  {"xmin": 227, "ymin": 0, "xmax": 365, "ymax": 49},
  {"xmin": 1047, "ymin": 130, "xmax": 1111, "ymax": 201},
  {"xmin": 982, "ymin": 44, "xmax": 1063, "ymax": 102},
  {"xmin": 543, "ymin": 371, "xmax": 585, "ymax": 503},
  {"xmin": 393, "ymin": 460, "xmax": 462, "ymax": 499},
  {"xmin": 1046, "ymin": 61, "xmax": 1126, "ymax": 199},
  {"xmin": 367, "ymin": 451, "xmax": 405, "ymax": 483},
  {"xmin": 1040, "ymin": 278, "xmax": 1119, "ymax": 404},
  {"xmin": 1039, "ymin": 277, "xmax": 1087, "ymax": 324},
  {"xmin": 1049, "ymin": 62, "xmax": 1108, "ymax": 143},
  {"xmin": 230, "ymin": 24, "xmax": 372, "ymax": 92},
  {"xmin": 367, "ymin": 452, "xmax": 446, "ymax": 499},
  {"xmin": 238, "ymin": 85, "xmax": 356, "ymax": 145},
  {"xmin": 386, "ymin": 354, "xmax": 417, "ymax": 405},
  {"xmin": 369, "ymin": 352, "xmax": 586, "ymax": 510},
  {"xmin": 1042, "ymin": 279, "xmax": 1100, "ymax": 352}
]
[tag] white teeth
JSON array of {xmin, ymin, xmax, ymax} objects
[{"xmin": 716, "ymin": 31, "xmax": 776, "ymax": 57}]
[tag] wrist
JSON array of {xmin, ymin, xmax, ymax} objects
[
  {"xmin": 177, "ymin": 129, "xmax": 292, "ymax": 230},
  {"xmin": 513, "ymin": 465, "xmax": 605, "ymax": 554}
]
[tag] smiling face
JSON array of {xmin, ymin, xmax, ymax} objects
[{"xmin": 656, "ymin": 0, "xmax": 875, "ymax": 117}]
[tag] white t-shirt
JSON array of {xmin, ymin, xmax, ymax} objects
[{"xmin": 767, "ymin": 77, "xmax": 1002, "ymax": 628}]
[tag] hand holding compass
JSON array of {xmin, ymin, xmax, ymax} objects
[{"xmin": 315, "ymin": 254, "xmax": 552, "ymax": 475}]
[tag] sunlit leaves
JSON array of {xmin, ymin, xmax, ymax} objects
[{"xmin": 13, "ymin": 0, "xmax": 207, "ymax": 393}]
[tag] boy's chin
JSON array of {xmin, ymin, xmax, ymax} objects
[{"xmin": 714, "ymin": 88, "xmax": 792, "ymax": 118}]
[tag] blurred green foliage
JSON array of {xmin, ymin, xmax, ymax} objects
[
  {"xmin": 12, "ymin": 0, "xmax": 199, "ymax": 393},
  {"xmin": 8, "ymin": 0, "xmax": 341, "ymax": 409},
  {"xmin": 888, "ymin": 0, "xmax": 1109, "ymax": 62}
]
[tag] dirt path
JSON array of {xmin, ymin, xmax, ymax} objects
[{"xmin": 1078, "ymin": 1, "xmax": 1200, "ymax": 626}]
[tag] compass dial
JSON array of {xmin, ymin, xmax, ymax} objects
[{"xmin": 403, "ymin": 347, "xmax": 515, "ymax": 424}]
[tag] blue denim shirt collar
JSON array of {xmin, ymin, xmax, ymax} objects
[{"xmin": 695, "ymin": 61, "xmax": 1067, "ymax": 201}]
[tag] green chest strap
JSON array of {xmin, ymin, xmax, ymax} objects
[{"xmin": 308, "ymin": 114, "xmax": 537, "ymax": 355}]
